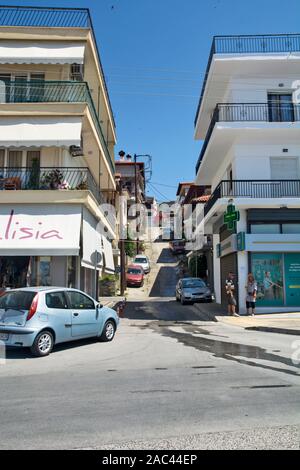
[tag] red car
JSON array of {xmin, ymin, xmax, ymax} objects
[{"xmin": 126, "ymin": 264, "xmax": 145, "ymax": 287}]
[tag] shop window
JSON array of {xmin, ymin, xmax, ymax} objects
[
  {"xmin": 0, "ymin": 257, "xmax": 31, "ymax": 289},
  {"xmin": 30, "ymin": 257, "xmax": 52, "ymax": 286},
  {"xmin": 282, "ymin": 224, "xmax": 300, "ymax": 234},
  {"xmin": 251, "ymin": 253, "xmax": 284, "ymax": 307},
  {"xmin": 250, "ymin": 224, "xmax": 280, "ymax": 234},
  {"xmin": 67, "ymin": 256, "xmax": 77, "ymax": 288}
]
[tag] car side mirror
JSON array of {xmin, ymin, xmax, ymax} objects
[{"xmin": 97, "ymin": 303, "xmax": 104, "ymax": 309}]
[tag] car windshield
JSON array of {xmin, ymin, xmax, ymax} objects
[
  {"xmin": 128, "ymin": 268, "xmax": 142, "ymax": 274},
  {"xmin": 182, "ymin": 280, "xmax": 206, "ymax": 288},
  {"xmin": 135, "ymin": 258, "xmax": 147, "ymax": 263},
  {"xmin": 0, "ymin": 290, "xmax": 36, "ymax": 310}
]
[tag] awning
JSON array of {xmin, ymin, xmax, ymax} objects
[
  {"xmin": 102, "ymin": 235, "xmax": 115, "ymax": 274},
  {"xmin": 0, "ymin": 41, "xmax": 85, "ymax": 64},
  {"xmin": 81, "ymin": 209, "xmax": 103, "ymax": 271},
  {"xmin": 0, "ymin": 116, "xmax": 82, "ymax": 147},
  {"xmin": 0, "ymin": 205, "xmax": 81, "ymax": 256}
]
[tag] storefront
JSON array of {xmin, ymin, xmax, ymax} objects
[
  {"xmin": 251, "ymin": 252, "xmax": 300, "ymax": 308},
  {"xmin": 0, "ymin": 204, "xmax": 114, "ymax": 298}
]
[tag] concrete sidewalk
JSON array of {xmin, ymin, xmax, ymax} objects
[
  {"xmin": 101, "ymin": 296, "xmax": 126, "ymax": 311},
  {"xmin": 216, "ymin": 312, "xmax": 300, "ymax": 335}
]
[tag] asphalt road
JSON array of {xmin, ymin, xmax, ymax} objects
[{"xmin": 0, "ymin": 299, "xmax": 299, "ymax": 450}]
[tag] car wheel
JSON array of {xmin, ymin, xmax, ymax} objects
[
  {"xmin": 180, "ymin": 296, "xmax": 187, "ymax": 306},
  {"xmin": 31, "ymin": 330, "xmax": 54, "ymax": 357},
  {"xmin": 176, "ymin": 293, "xmax": 180, "ymax": 302},
  {"xmin": 99, "ymin": 320, "xmax": 116, "ymax": 342}
]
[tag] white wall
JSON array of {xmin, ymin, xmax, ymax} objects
[
  {"xmin": 210, "ymin": 147, "xmax": 235, "ymax": 191},
  {"xmin": 226, "ymin": 77, "xmax": 300, "ymax": 103},
  {"xmin": 212, "ymin": 234, "xmax": 221, "ymax": 303},
  {"xmin": 234, "ymin": 144, "xmax": 300, "ymax": 180}
]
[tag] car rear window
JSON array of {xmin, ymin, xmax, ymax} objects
[
  {"xmin": 0, "ymin": 291, "xmax": 36, "ymax": 310},
  {"xmin": 135, "ymin": 258, "xmax": 147, "ymax": 263}
]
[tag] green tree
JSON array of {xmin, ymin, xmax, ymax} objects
[{"xmin": 124, "ymin": 233, "xmax": 137, "ymax": 258}]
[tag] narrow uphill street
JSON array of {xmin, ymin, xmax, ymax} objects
[{"xmin": 1, "ymin": 241, "xmax": 299, "ymax": 450}]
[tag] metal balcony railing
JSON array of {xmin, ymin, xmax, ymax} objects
[
  {"xmin": 0, "ymin": 80, "xmax": 115, "ymax": 173},
  {"xmin": 0, "ymin": 6, "xmax": 90, "ymax": 27},
  {"xmin": 195, "ymin": 103, "xmax": 300, "ymax": 174},
  {"xmin": 0, "ymin": 166, "xmax": 105, "ymax": 204},
  {"xmin": 194, "ymin": 33, "xmax": 300, "ymax": 127},
  {"xmin": 0, "ymin": 6, "xmax": 116, "ymax": 130},
  {"xmin": 204, "ymin": 180, "xmax": 300, "ymax": 216}
]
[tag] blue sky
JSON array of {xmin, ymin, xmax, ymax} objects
[{"xmin": 2, "ymin": 0, "xmax": 300, "ymax": 200}]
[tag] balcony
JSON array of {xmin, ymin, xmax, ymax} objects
[
  {"xmin": 195, "ymin": 103, "xmax": 300, "ymax": 174},
  {"xmin": 0, "ymin": 166, "xmax": 104, "ymax": 204},
  {"xmin": 204, "ymin": 180, "xmax": 300, "ymax": 216},
  {"xmin": 0, "ymin": 80, "xmax": 114, "ymax": 173},
  {"xmin": 0, "ymin": 5, "xmax": 115, "ymax": 131},
  {"xmin": 194, "ymin": 33, "xmax": 300, "ymax": 127},
  {"xmin": 0, "ymin": 6, "xmax": 90, "ymax": 28}
]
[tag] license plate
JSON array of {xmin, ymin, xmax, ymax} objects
[{"xmin": 0, "ymin": 333, "xmax": 9, "ymax": 341}]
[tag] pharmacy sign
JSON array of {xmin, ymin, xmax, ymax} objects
[{"xmin": 224, "ymin": 202, "xmax": 240, "ymax": 231}]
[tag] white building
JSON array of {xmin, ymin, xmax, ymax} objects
[
  {"xmin": 194, "ymin": 34, "xmax": 300, "ymax": 313},
  {"xmin": 0, "ymin": 6, "xmax": 117, "ymax": 298}
]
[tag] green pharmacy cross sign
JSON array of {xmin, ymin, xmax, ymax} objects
[{"xmin": 224, "ymin": 202, "xmax": 240, "ymax": 231}]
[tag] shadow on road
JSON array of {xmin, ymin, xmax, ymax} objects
[
  {"xmin": 156, "ymin": 248, "xmax": 177, "ymax": 264},
  {"xmin": 149, "ymin": 266, "xmax": 178, "ymax": 297},
  {"xmin": 5, "ymin": 337, "xmax": 102, "ymax": 360},
  {"xmin": 123, "ymin": 300, "xmax": 218, "ymax": 322}
]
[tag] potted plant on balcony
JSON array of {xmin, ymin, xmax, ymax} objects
[
  {"xmin": 40, "ymin": 168, "xmax": 64, "ymax": 189},
  {"xmin": 76, "ymin": 180, "xmax": 89, "ymax": 190}
]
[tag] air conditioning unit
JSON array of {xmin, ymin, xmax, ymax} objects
[
  {"xmin": 70, "ymin": 64, "xmax": 84, "ymax": 81},
  {"xmin": 69, "ymin": 145, "xmax": 84, "ymax": 157}
]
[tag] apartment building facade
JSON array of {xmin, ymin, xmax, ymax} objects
[
  {"xmin": 0, "ymin": 6, "xmax": 117, "ymax": 298},
  {"xmin": 194, "ymin": 34, "xmax": 300, "ymax": 313}
]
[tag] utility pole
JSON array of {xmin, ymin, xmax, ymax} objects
[
  {"xmin": 116, "ymin": 172, "xmax": 126, "ymax": 296},
  {"xmin": 119, "ymin": 150, "xmax": 152, "ymax": 258},
  {"xmin": 134, "ymin": 154, "xmax": 140, "ymax": 254}
]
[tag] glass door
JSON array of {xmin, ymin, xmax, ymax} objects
[{"xmin": 268, "ymin": 93, "xmax": 294, "ymax": 122}]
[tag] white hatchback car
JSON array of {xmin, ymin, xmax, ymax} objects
[{"xmin": 133, "ymin": 255, "xmax": 150, "ymax": 274}]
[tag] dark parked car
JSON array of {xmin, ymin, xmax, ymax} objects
[{"xmin": 169, "ymin": 240, "xmax": 186, "ymax": 255}]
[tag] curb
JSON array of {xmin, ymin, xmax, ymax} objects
[{"xmin": 245, "ymin": 326, "xmax": 300, "ymax": 336}]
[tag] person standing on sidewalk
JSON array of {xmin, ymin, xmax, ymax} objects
[
  {"xmin": 246, "ymin": 273, "xmax": 257, "ymax": 316},
  {"xmin": 225, "ymin": 272, "xmax": 239, "ymax": 317}
]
